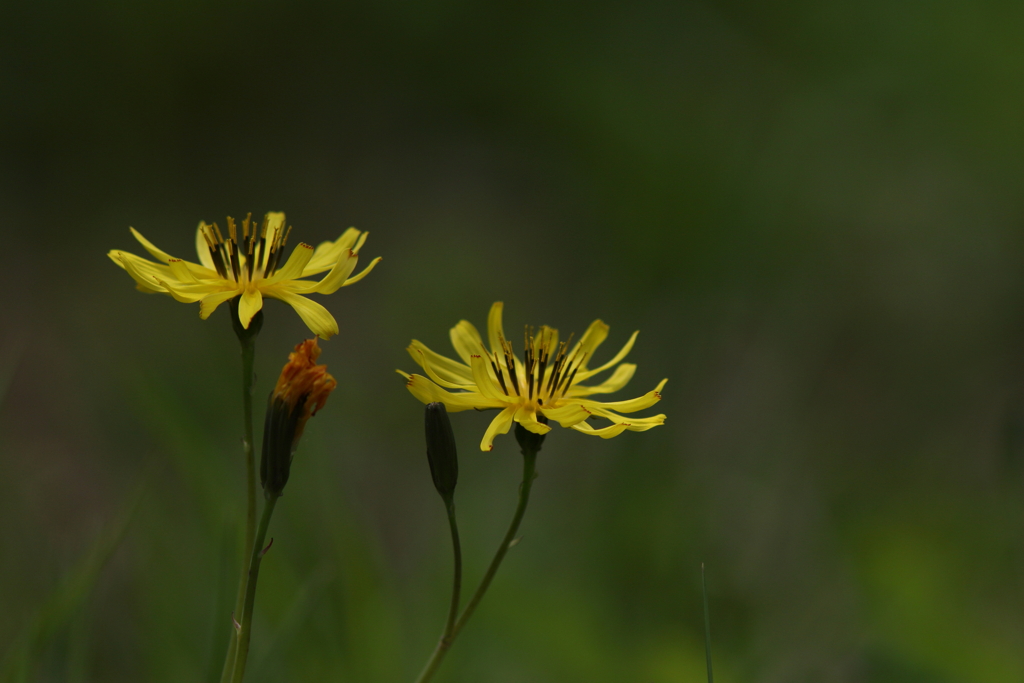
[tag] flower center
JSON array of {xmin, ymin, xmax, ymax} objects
[
  {"xmin": 487, "ymin": 327, "xmax": 588, "ymax": 406},
  {"xmin": 200, "ymin": 213, "xmax": 293, "ymax": 284}
]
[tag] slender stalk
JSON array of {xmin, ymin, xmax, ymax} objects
[
  {"xmin": 239, "ymin": 335, "xmax": 259, "ymax": 574},
  {"xmin": 414, "ymin": 447, "xmax": 538, "ymax": 683},
  {"xmin": 442, "ymin": 503, "xmax": 462, "ymax": 639},
  {"xmin": 413, "ymin": 503, "xmax": 463, "ymax": 683},
  {"xmin": 220, "ymin": 305, "xmax": 262, "ymax": 683},
  {"xmin": 231, "ymin": 494, "xmax": 279, "ymax": 683}
]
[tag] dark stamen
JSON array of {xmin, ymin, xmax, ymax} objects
[
  {"xmin": 246, "ymin": 233, "xmax": 256, "ymax": 281},
  {"xmin": 557, "ymin": 353, "xmax": 586, "ymax": 396},
  {"xmin": 503, "ymin": 340, "xmax": 521, "ymax": 396},
  {"xmin": 202, "ymin": 225, "xmax": 228, "ymax": 278},
  {"xmin": 524, "ymin": 328, "xmax": 535, "ymax": 399},
  {"xmin": 268, "ymin": 225, "xmax": 292, "ymax": 276},
  {"xmin": 536, "ymin": 332, "xmax": 550, "ymax": 396},
  {"xmin": 546, "ymin": 340, "xmax": 570, "ymax": 394}
]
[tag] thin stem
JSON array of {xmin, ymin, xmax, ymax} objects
[
  {"xmin": 414, "ymin": 448, "xmax": 538, "ymax": 683},
  {"xmin": 219, "ymin": 331, "xmax": 259, "ymax": 683},
  {"xmin": 443, "ymin": 503, "xmax": 462, "ymax": 639},
  {"xmin": 240, "ymin": 336, "xmax": 258, "ymax": 574},
  {"xmin": 231, "ymin": 494, "xmax": 279, "ymax": 683},
  {"xmin": 413, "ymin": 502, "xmax": 463, "ymax": 683}
]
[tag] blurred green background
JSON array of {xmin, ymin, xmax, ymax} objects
[{"xmin": 3, "ymin": 1, "xmax": 1024, "ymax": 681}]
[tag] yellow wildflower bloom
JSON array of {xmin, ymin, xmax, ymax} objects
[
  {"xmin": 399, "ymin": 302, "xmax": 667, "ymax": 451},
  {"xmin": 108, "ymin": 212, "xmax": 380, "ymax": 339}
]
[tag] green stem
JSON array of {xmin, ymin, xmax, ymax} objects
[
  {"xmin": 231, "ymin": 494, "xmax": 279, "ymax": 683},
  {"xmin": 239, "ymin": 336, "xmax": 258, "ymax": 580},
  {"xmin": 219, "ymin": 311, "xmax": 260, "ymax": 683},
  {"xmin": 414, "ymin": 448, "xmax": 538, "ymax": 683},
  {"xmin": 413, "ymin": 502, "xmax": 463, "ymax": 683},
  {"xmin": 443, "ymin": 503, "xmax": 462, "ymax": 639}
]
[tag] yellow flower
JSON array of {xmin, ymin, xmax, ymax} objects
[
  {"xmin": 108, "ymin": 212, "xmax": 380, "ymax": 339},
  {"xmin": 399, "ymin": 302, "xmax": 667, "ymax": 451}
]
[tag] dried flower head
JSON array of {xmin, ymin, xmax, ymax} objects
[{"xmin": 261, "ymin": 338, "xmax": 337, "ymax": 496}]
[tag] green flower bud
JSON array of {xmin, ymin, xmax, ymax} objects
[{"xmin": 425, "ymin": 402, "xmax": 459, "ymax": 503}]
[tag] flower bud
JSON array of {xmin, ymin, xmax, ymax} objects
[
  {"xmin": 260, "ymin": 339, "xmax": 336, "ymax": 497},
  {"xmin": 424, "ymin": 402, "xmax": 459, "ymax": 503}
]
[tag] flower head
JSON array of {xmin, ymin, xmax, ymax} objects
[
  {"xmin": 261, "ymin": 338, "xmax": 337, "ymax": 496},
  {"xmin": 108, "ymin": 212, "xmax": 381, "ymax": 339},
  {"xmin": 399, "ymin": 302, "xmax": 667, "ymax": 451}
]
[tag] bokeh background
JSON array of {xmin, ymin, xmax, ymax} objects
[{"xmin": 3, "ymin": 2, "xmax": 1024, "ymax": 681}]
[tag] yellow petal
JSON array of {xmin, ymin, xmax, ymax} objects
[
  {"xmin": 154, "ymin": 278, "xmax": 210, "ymax": 303},
  {"xmin": 540, "ymin": 402, "xmax": 592, "ymax": 427},
  {"xmin": 264, "ymin": 289, "xmax": 339, "ymax": 339},
  {"xmin": 130, "ymin": 227, "xmax": 176, "ymax": 263},
  {"xmin": 577, "ymin": 379, "xmax": 666, "ymax": 413},
  {"xmin": 407, "ymin": 342, "xmax": 475, "ymax": 388},
  {"xmin": 264, "ymin": 242, "xmax": 315, "ymax": 284},
  {"xmin": 450, "ymin": 320, "xmax": 484, "ymax": 364},
  {"xmin": 469, "ymin": 354, "xmax": 508, "ymax": 401},
  {"xmin": 107, "ymin": 250, "xmax": 128, "ymax": 272},
  {"xmin": 570, "ymin": 421, "xmax": 629, "ymax": 439},
  {"xmin": 480, "ymin": 405, "xmax": 517, "ymax": 451},
  {"xmin": 195, "ymin": 223, "xmax": 216, "ymax": 270},
  {"xmin": 304, "ymin": 249, "xmax": 358, "ymax": 295},
  {"xmin": 341, "ymin": 256, "xmax": 381, "ymax": 287},
  {"xmin": 302, "ymin": 228, "xmax": 362, "ymax": 276},
  {"xmin": 114, "ymin": 251, "xmax": 170, "ymax": 291},
  {"xmin": 574, "ymin": 330, "xmax": 639, "ymax": 382},
  {"xmin": 568, "ymin": 319, "xmax": 609, "ymax": 371},
  {"xmin": 398, "ymin": 371, "xmax": 495, "ymax": 412},
  {"xmin": 167, "ymin": 259, "xmax": 198, "ymax": 284},
  {"xmin": 407, "ymin": 341, "xmax": 474, "ymax": 381},
  {"xmin": 567, "ymin": 363, "xmax": 636, "ymax": 396},
  {"xmin": 199, "ymin": 290, "xmax": 240, "ymax": 320},
  {"xmin": 487, "ymin": 301, "xmax": 505, "ymax": 354},
  {"xmin": 351, "ymin": 230, "xmax": 369, "ymax": 254},
  {"xmin": 619, "ymin": 415, "xmax": 666, "ymax": 430},
  {"xmin": 237, "ymin": 288, "xmax": 263, "ymax": 329},
  {"xmin": 515, "ymin": 405, "xmax": 552, "ymax": 435}
]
